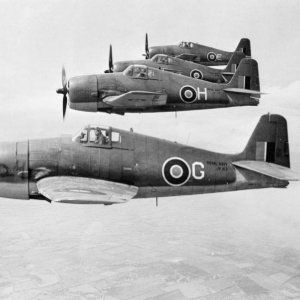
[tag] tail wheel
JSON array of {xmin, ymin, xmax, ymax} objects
[{"xmin": 190, "ymin": 70, "xmax": 203, "ymax": 79}]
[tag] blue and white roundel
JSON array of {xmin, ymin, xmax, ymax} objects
[{"xmin": 162, "ymin": 157, "xmax": 191, "ymax": 186}]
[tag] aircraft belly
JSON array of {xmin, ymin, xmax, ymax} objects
[
  {"xmin": 135, "ymin": 174, "xmax": 285, "ymax": 198},
  {"xmin": 134, "ymin": 183, "xmax": 235, "ymax": 198}
]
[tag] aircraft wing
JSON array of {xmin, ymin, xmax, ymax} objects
[
  {"xmin": 103, "ymin": 91, "xmax": 167, "ymax": 108},
  {"xmin": 36, "ymin": 176, "xmax": 138, "ymax": 204},
  {"xmin": 232, "ymin": 160, "xmax": 300, "ymax": 181},
  {"xmin": 161, "ymin": 68, "xmax": 182, "ymax": 74},
  {"xmin": 175, "ymin": 53, "xmax": 198, "ymax": 61}
]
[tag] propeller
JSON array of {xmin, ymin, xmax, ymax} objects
[
  {"xmin": 104, "ymin": 44, "xmax": 113, "ymax": 73},
  {"xmin": 145, "ymin": 33, "xmax": 150, "ymax": 59},
  {"xmin": 56, "ymin": 66, "xmax": 68, "ymax": 120}
]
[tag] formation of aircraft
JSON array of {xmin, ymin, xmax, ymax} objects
[
  {"xmin": 0, "ymin": 114, "xmax": 297, "ymax": 204},
  {"xmin": 107, "ymin": 45, "xmax": 246, "ymax": 83},
  {"xmin": 57, "ymin": 36, "xmax": 257, "ymax": 118},
  {"xmin": 1, "ymin": 35, "xmax": 298, "ymax": 204},
  {"xmin": 57, "ymin": 58, "xmax": 261, "ymax": 117},
  {"xmin": 145, "ymin": 33, "xmax": 251, "ymax": 65}
]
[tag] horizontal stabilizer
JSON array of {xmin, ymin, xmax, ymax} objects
[
  {"xmin": 222, "ymin": 72, "xmax": 234, "ymax": 76},
  {"xmin": 233, "ymin": 160, "xmax": 299, "ymax": 181},
  {"xmin": 224, "ymin": 88, "xmax": 264, "ymax": 95},
  {"xmin": 161, "ymin": 68, "xmax": 182, "ymax": 74},
  {"xmin": 37, "ymin": 176, "xmax": 138, "ymax": 204},
  {"xmin": 221, "ymin": 72, "xmax": 234, "ymax": 83},
  {"xmin": 103, "ymin": 91, "xmax": 167, "ymax": 108}
]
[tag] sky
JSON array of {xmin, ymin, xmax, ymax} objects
[
  {"xmin": 0, "ymin": 0, "xmax": 299, "ymax": 166},
  {"xmin": 0, "ymin": 2, "xmax": 300, "ymax": 297}
]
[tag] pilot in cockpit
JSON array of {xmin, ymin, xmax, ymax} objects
[
  {"xmin": 138, "ymin": 68, "xmax": 147, "ymax": 78},
  {"xmin": 95, "ymin": 128, "xmax": 109, "ymax": 145},
  {"xmin": 80, "ymin": 130, "xmax": 88, "ymax": 142}
]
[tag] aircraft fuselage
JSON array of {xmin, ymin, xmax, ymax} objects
[
  {"xmin": 149, "ymin": 44, "xmax": 232, "ymax": 66},
  {"xmin": 68, "ymin": 66, "xmax": 258, "ymax": 114},
  {"xmin": 0, "ymin": 127, "xmax": 287, "ymax": 201}
]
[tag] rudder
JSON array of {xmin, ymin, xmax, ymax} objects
[
  {"xmin": 223, "ymin": 51, "xmax": 246, "ymax": 73},
  {"xmin": 235, "ymin": 38, "xmax": 251, "ymax": 57},
  {"xmin": 227, "ymin": 58, "xmax": 260, "ymax": 92},
  {"xmin": 241, "ymin": 114, "xmax": 290, "ymax": 168}
]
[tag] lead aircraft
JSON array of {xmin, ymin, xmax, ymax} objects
[
  {"xmin": 0, "ymin": 114, "xmax": 298, "ymax": 204},
  {"xmin": 56, "ymin": 58, "xmax": 261, "ymax": 118}
]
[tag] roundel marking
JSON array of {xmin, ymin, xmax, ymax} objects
[
  {"xmin": 179, "ymin": 85, "xmax": 197, "ymax": 103},
  {"xmin": 190, "ymin": 69, "xmax": 203, "ymax": 79},
  {"xmin": 170, "ymin": 164, "xmax": 183, "ymax": 178},
  {"xmin": 207, "ymin": 52, "xmax": 217, "ymax": 62},
  {"xmin": 162, "ymin": 157, "xmax": 191, "ymax": 186}
]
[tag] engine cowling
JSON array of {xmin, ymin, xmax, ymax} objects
[{"xmin": 0, "ymin": 141, "xmax": 29, "ymax": 200}]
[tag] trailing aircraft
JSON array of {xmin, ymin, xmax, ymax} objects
[
  {"xmin": 56, "ymin": 58, "xmax": 261, "ymax": 118},
  {"xmin": 106, "ymin": 44, "xmax": 246, "ymax": 83},
  {"xmin": 144, "ymin": 33, "xmax": 251, "ymax": 66},
  {"xmin": 0, "ymin": 114, "xmax": 298, "ymax": 204}
]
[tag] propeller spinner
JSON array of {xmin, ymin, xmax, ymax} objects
[{"xmin": 56, "ymin": 66, "xmax": 68, "ymax": 119}]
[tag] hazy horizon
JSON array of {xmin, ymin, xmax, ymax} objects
[{"xmin": 0, "ymin": 1, "xmax": 300, "ymax": 299}]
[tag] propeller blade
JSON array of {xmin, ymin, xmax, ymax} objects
[
  {"xmin": 145, "ymin": 33, "xmax": 149, "ymax": 59},
  {"xmin": 62, "ymin": 66, "xmax": 67, "ymax": 89},
  {"xmin": 109, "ymin": 44, "xmax": 113, "ymax": 73},
  {"xmin": 57, "ymin": 65, "xmax": 69, "ymax": 120},
  {"xmin": 63, "ymin": 94, "xmax": 67, "ymax": 119}
]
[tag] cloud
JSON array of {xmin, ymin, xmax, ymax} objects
[{"xmin": 263, "ymin": 80, "xmax": 300, "ymax": 111}]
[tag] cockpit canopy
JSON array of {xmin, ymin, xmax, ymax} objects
[
  {"xmin": 72, "ymin": 125, "xmax": 121, "ymax": 148},
  {"xmin": 151, "ymin": 54, "xmax": 175, "ymax": 65},
  {"xmin": 123, "ymin": 65, "xmax": 159, "ymax": 80},
  {"xmin": 178, "ymin": 41, "xmax": 194, "ymax": 49}
]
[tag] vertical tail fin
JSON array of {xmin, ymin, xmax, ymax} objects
[
  {"xmin": 235, "ymin": 38, "xmax": 251, "ymax": 57},
  {"xmin": 226, "ymin": 58, "xmax": 260, "ymax": 91},
  {"xmin": 223, "ymin": 51, "xmax": 246, "ymax": 73},
  {"xmin": 241, "ymin": 114, "xmax": 290, "ymax": 168},
  {"xmin": 223, "ymin": 58, "xmax": 261, "ymax": 106}
]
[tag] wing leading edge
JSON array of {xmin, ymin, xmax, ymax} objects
[
  {"xmin": 37, "ymin": 176, "xmax": 138, "ymax": 204},
  {"xmin": 103, "ymin": 91, "xmax": 167, "ymax": 108}
]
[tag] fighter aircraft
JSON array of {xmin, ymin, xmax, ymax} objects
[
  {"xmin": 0, "ymin": 114, "xmax": 298, "ymax": 204},
  {"xmin": 56, "ymin": 58, "xmax": 261, "ymax": 118},
  {"xmin": 107, "ymin": 44, "xmax": 246, "ymax": 83},
  {"xmin": 145, "ymin": 33, "xmax": 251, "ymax": 66}
]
